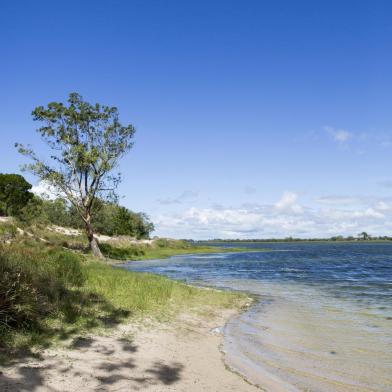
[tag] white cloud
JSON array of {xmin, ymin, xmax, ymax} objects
[
  {"xmin": 31, "ymin": 180, "xmax": 61, "ymax": 200},
  {"xmin": 324, "ymin": 126, "xmax": 352, "ymax": 143},
  {"xmin": 275, "ymin": 191, "xmax": 297, "ymax": 209},
  {"xmin": 274, "ymin": 191, "xmax": 303, "ymax": 213},
  {"xmin": 152, "ymin": 192, "xmax": 392, "ymax": 239},
  {"xmin": 375, "ymin": 201, "xmax": 392, "ymax": 211}
]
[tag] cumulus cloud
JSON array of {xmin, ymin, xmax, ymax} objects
[
  {"xmin": 275, "ymin": 191, "xmax": 297, "ymax": 209},
  {"xmin": 324, "ymin": 126, "xmax": 352, "ymax": 143},
  {"xmin": 152, "ymin": 192, "xmax": 392, "ymax": 239},
  {"xmin": 31, "ymin": 180, "xmax": 61, "ymax": 200},
  {"xmin": 274, "ymin": 191, "xmax": 303, "ymax": 213},
  {"xmin": 375, "ymin": 201, "xmax": 392, "ymax": 212}
]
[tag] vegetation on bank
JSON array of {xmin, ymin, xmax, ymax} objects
[
  {"xmin": 0, "ymin": 237, "xmax": 247, "ymax": 358},
  {"xmin": 100, "ymin": 238, "xmax": 249, "ymax": 261}
]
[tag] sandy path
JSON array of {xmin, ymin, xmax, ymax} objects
[{"xmin": 0, "ymin": 309, "xmax": 260, "ymax": 392}]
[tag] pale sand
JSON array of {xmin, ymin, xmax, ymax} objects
[{"xmin": 0, "ymin": 309, "xmax": 261, "ymax": 392}]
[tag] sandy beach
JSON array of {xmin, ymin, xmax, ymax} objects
[{"xmin": 0, "ymin": 308, "xmax": 259, "ymax": 392}]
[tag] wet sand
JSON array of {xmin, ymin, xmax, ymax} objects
[{"xmin": 224, "ymin": 282, "xmax": 392, "ymax": 392}]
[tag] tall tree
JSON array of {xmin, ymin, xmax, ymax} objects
[
  {"xmin": 0, "ymin": 173, "xmax": 33, "ymax": 216},
  {"xmin": 358, "ymin": 232, "xmax": 370, "ymax": 241},
  {"xmin": 17, "ymin": 93, "xmax": 135, "ymax": 258}
]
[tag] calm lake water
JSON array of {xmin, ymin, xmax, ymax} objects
[{"xmin": 121, "ymin": 242, "xmax": 392, "ymax": 392}]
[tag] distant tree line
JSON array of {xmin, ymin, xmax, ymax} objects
[
  {"xmin": 0, "ymin": 173, "xmax": 154, "ymax": 239},
  {"xmin": 197, "ymin": 232, "xmax": 392, "ymax": 243}
]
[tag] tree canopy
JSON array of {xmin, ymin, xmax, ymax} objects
[
  {"xmin": 0, "ymin": 173, "xmax": 33, "ymax": 217},
  {"xmin": 17, "ymin": 93, "xmax": 136, "ymax": 257}
]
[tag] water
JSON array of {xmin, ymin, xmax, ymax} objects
[{"xmin": 120, "ymin": 242, "xmax": 392, "ymax": 392}]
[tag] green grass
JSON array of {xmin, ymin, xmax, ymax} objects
[
  {"xmin": 100, "ymin": 243, "xmax": 246, "ymax": 261},
  {"xmin": 100, "ymin": 238, "xmax": 251, "ymax": 261},
  {"xmin": 0, "ymin": 241, "xmax": 247, "ymax": 359},
  {"xmin": 0, "ymin": 221, "xmax": 17, "ymax": 242},
  {"xmin": 84, "ymin": 261, "xmax": 246, "ymax": 318},
  {"xmin": 0, "ymin": 223, "xmax": 251, "ymax": 358},
  {"xmin": 136, "ymin": 245, "xmax": 246, "ymax": 260}
]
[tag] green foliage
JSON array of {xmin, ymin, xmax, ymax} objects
[
  {"xmin": 15, "ymin": 195, "xmax": 46, "ymax": 226},
  {"xmin": 99, "ymin": 243, "xmax": 145, "ymax": 260},
  {"xmin": 154, "ymin": 238, "xmax": 190, "ymax": 249},
  {"xmin": 88, "ymin": 199, "xmax": 117, "ymax": 234},
  {"xmin": 0, "ymin": 174, "xmax": 33, "ymax": 217},
  {"xmin": 0, "ymin": 222, "xmax": 17, "ymax": 242},
  {"xmin": 10, "ymin": 192, "xmax": 154, "ymax": 243},
  {"xmin": 85, "ymin": 262, "xmax": 246, "ymax": 318},
  {"xmin": 99, "ymin": 238, "xmax": 246, "ymax": 261},
  {"xmin": 73, "ymin": 200, "xmax": 154, "ymax": 238},
  {"xmin": 48, "ymin": 250, "xmax": 86, "ymax": 287},
  {"xmin": 41, "ymin": 198, "xmax": 71, "ymax": 227},
  {"xmin": 0, "ymin": 245, "xmax": 85, "ymax": 337},
  {"xmin": 17, "ymin": 93, "xmax": 135, "ymax": 206},
  {"xmin": 16, "ymin": 93, "xmax": 136, "ymax": 257},
  {"xmin": 110, "ymin": 206, "xmax": 154, "ymax": 238},
  {"xmin": 358, "ymin": 232, "xmax": 371, "ymax": 240},
  {"xmin": 30, "ymin": 197, "xmax": 155, "ymax": 239}
]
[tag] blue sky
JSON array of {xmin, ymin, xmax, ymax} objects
[{"xmin": 1, "ymin": 1, "xmax": 392, "ymax": 238}]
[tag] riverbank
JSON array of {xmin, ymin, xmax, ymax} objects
[
  {"xmin": 0, "ymin": 221, "xmax": 265, "ymax": 390},
  {"xmin": 0, "ymin": 233, "xmax": 262, "ymax": 390},
  {"xmin": 103, "ymin": 243, "xmax": 254, "ymax": 262}
]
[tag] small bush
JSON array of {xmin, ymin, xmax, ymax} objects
[
  {"xmin": 48, "ymin": 250, "xmax": 86, "ymax": 287},
  {"xmin": 0, "ymin": 245, "xmax": 85, "ymax": 344},
  {"xmin": 153, "ymin": 238, "xmax": 189, "ymax": 249},
  {"xmin": 99, "ymin": 243, "xmax": 145, "ymax": 260},
  {"xmin": 0, "ymin": 222, "xmax": 17, "ymax": 242}
]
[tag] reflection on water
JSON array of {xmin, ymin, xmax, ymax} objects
[{"xmin": 121, "ymin": 243, "xmax": 392, "ymax": 391}]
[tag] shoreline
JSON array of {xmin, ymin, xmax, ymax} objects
[
  {"xmin": 108, "ymin": 249, "xmax": 259, "ymax": 265},
  {"xmin": 0, "ymin": 298, "xmax": 260, "ymax": 391},
  {"xmin": 0, "ymin": 244, "xmax": 274, "ymax": 392},
  {"xmin": 106, "ymin": 245, "xmax": 262, "ymax": 264}
]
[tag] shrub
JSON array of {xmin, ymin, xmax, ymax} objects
[
  {"xmin": 48, "ymin": 250, "xmax": 86, "ymax": 287},
  {"xmin": 99, "ymin": 243, "xmax": 145, "ymax": 260},
  {"xmin": 0, "ymin": 222, "xmax": 17, "ymax": 242},
  {"xmin": 154, "ymin": 238, "xmax": 190, "ymax": 249},
  {"xmin": 0, "ymin": 245, "xmax": 85, "ymax": 342}
]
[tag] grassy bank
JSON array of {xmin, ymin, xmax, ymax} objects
[
  {"xmin": 100, "ymin": 238, "xmax": 250, "ymax": 261},
  {"xmin": 0, "ymin": 237, "xmax": 247, "ymax": 359}
]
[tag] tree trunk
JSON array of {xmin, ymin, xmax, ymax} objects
[{"xmin": 85, "ymin": 221, "xmax": 104, "ymax": 259}]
